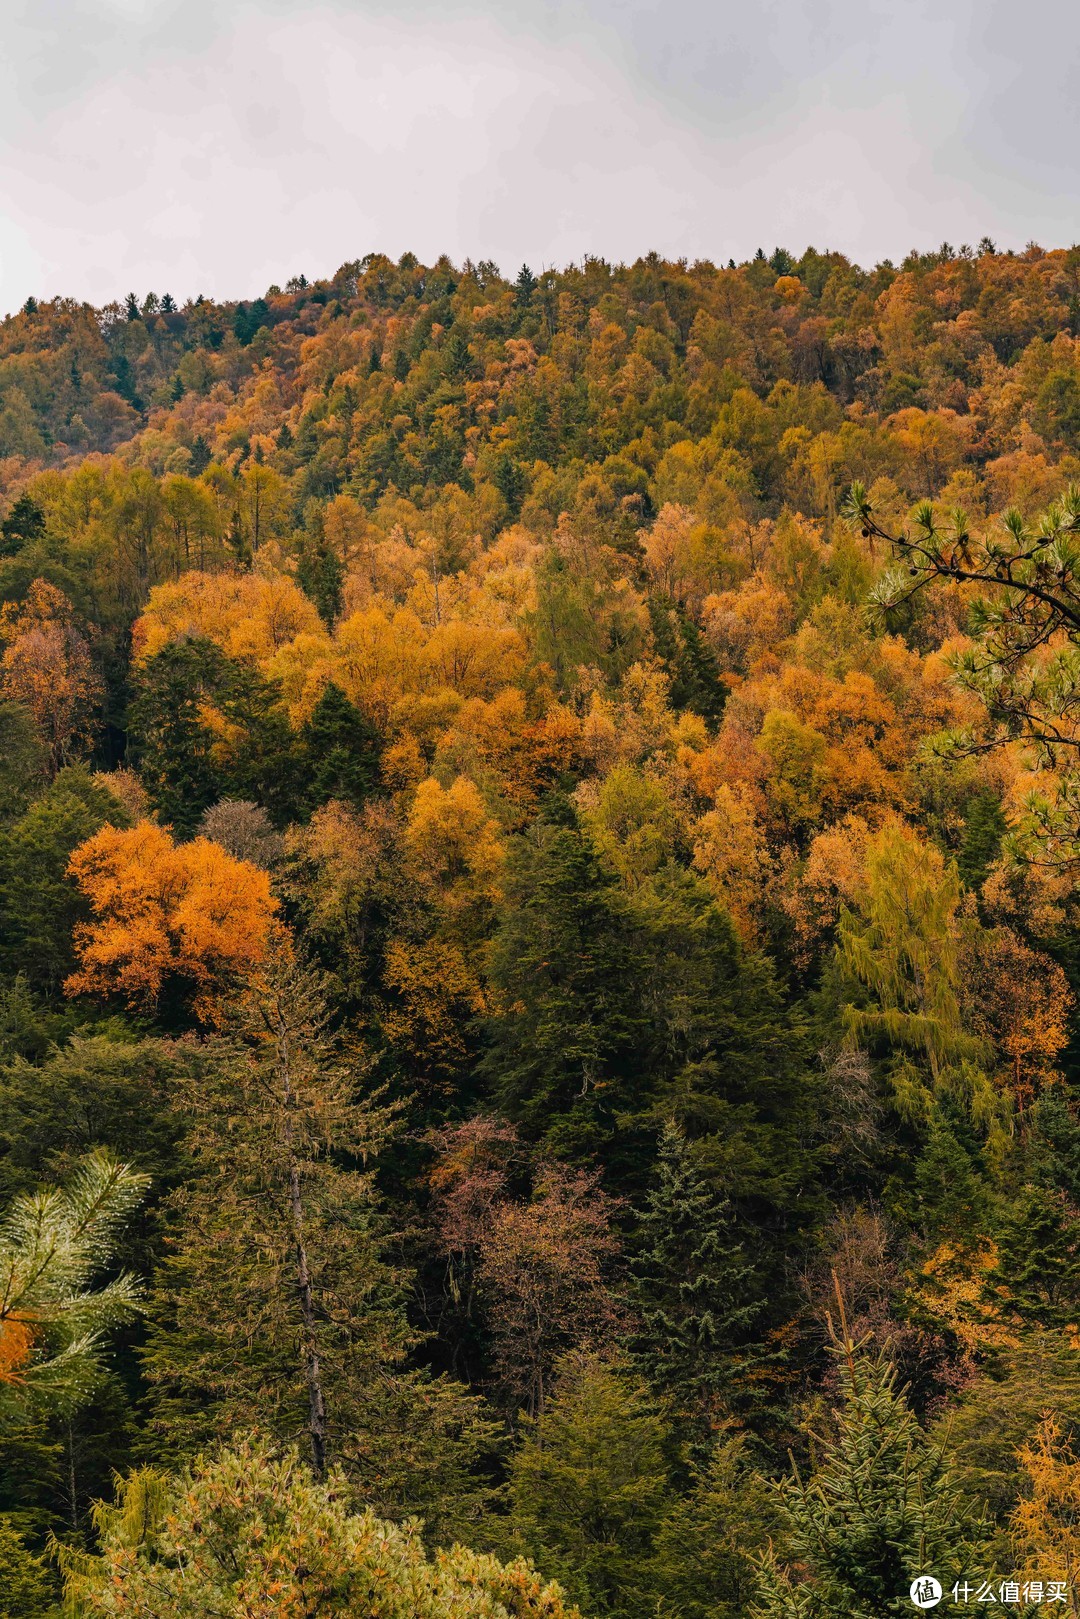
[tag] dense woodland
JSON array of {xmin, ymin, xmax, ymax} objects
[{"xmin": 2, "ymin": 242, "xmax": 1080, "ymax": 1615}]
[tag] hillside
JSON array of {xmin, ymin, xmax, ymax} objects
[{"xmin": 3, "ymin": 245, "xmax": 1080, "ymax": 1615}]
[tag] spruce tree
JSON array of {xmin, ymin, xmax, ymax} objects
[
  {"xmin": 755, "ymin": 1321, "xmax": 983, "ymax": 1618},
  {"xmin": 629, "ymin": 1122, "xmax": 764, "ymax": 1433}
]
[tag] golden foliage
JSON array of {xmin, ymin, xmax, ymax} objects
[{"xmin": 65, "ymin": 820, "xmax": 278, "ymax": 1013}]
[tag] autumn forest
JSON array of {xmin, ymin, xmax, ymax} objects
[{"xmin": 3, "ymin": 243, "xmax": 1080, "ymax": 1616}]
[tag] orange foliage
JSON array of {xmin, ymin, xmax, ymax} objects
[
  {"xmin": 0, "ymin": 579, "xmax": 102, "ymax": 770},
  {"xmin": 65, "ymin": 821, "xmax": 278, "ymax": 1013},
  {"xmin": 0, "ymin": 1316, "xmax": 35, "ymax": 1384}
]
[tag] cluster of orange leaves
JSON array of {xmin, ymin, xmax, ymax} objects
[{"xmin": 65, "ymin": 820, "xmax": 278, "ymax": 1015}]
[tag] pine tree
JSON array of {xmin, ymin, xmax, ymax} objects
[
  {"xmin": 0, "ymin": 1151, "xmax": 148, "ymax": 1422},
  {"xmin": 755, "ymin": 1317, "xmax": 983, "ymax": 1618},
  {"xmin": 141, "ymin": 954, "xmax": 496, "ymax": 1539},
  {"xmin": 629, "ymin": 1122, "xmax": 764, "ymax": 1433}
]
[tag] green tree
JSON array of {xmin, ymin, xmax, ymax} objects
[
  {"xmin": 0, "ymin": 1514, "xmax": 56, "ymax": 1617},
  {"xmin": 60, "ymin": 1438, "xmax": 581, "ymax": 1619},
  {"xmin": 651, "ymin": 1434, "xmax": 777, "ymax": 1619},
  {"xmin": 141, "ymin": 955, "xmax": 495, "ymax": 1538},
  {"xmin": 299, "ymin": 681, "xmax": 381, "ymax": 813},
  {"xmin": 0, "ymin": 702, "xmax": 47, "ymax": 822},
  {"xmin": 755, "ymin": 1329, "xmax": 982, "ymax": 1618},
  {"xmin": 508, "ymin": 1353, "xmax": 671, "ymax": 1619},
  {"xmin": 628, "ymin": 1121, "xmax": 764, "ymax": 1434},
  {"xmin": 485, "ymin": 827, "xmax": 819, "ymax": 1227},
  {"xmin": 837, "ymin": 825, "xmax": 997, "ymax": 1136}
]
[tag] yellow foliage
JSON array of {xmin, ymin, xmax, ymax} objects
[
  {"xmin": 692, "ymin": 783, "xmax": 774, "ymax": 943},
  {"xmin": 134, "ymin": 569, "xmax": 322, "ymax": 665},
  {"xmin": 405, "ymin": 777, "xmax": 505, "ymax": 914},
  {"xmin": 65, "ymin": 820, "xmax": 278, "ymax": 1014},
  {"xmin": 1012, "ymin": 1414, "xmax": 1080, "ymax": 1607}
]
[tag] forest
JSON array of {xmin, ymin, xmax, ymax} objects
[{"xmin": 1, "ymin": 241, "xmax": 1080, "ymax": 1615}]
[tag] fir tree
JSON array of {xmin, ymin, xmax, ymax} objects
[
  {"xmin": 629, "ymin": 1122, "xmax": 764, "ymax": 1433},
  {"xmin": 299, "ymin": 682, "xmax": 380, "ymax": 813},
  {"xmin": 755, "ymin": 1316, "xmax": 983, "ymax": 1618}
]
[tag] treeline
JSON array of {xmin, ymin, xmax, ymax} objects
[{"xmin": 1, "ymin": 245, "xmax": 1080, "ymax": 1616}]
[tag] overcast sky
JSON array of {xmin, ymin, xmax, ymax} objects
[{"xmin": 2, "ymin": 0, "xmax": 1078, "ymax": 314}]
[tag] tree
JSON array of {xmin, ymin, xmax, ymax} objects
[
  {"xmin": 0, "ymin": 581, "xmax": 101, "ymax": 773},
  {"xmin": 628, "ymin": 1122, "xmax": 764, "ymax": 1435},
  {"xmin": 60, "ymin": 1438, "xmax": 582, "ymax": 1619},
  {"xmin": 508, "ymin": 1353, "xmax": 671, "ymax": 1619},
  {"xmin": 0, "ymin": 1514, "xmax": 55, "ymax": 1617},
  {"xmin": 837, "ymin": 824, "xmax": 996, "ymax": 1133},
  {"xmin": 1011, "ymin": 1415, "xmax": 1080, "ymax": 1612},
  {"xmin": 141, "ymin": 955, "xmax": 496, "ymax": 1537},
  {"xmin": 0, "ymin": 1151, "xmax": 147, "ymax": 1421},
  {"xmin": 0, "ymin": 767, "xmax": 126, "ymax": 994},
  {"xmin": 485, "ymin": 827, "xmax": 819, "ymax": 1229},
  {"xmin": 754, "ymin": 1322, "xmax": 983, "ymax": 1619},
  {"xmin": 299, "ymin": 681, "xmax": 381, "ymax": 813},
  {"xmin": 65, "ymin": 820, "xmax": 278, "ymax": 1018},
  {"xmin": 128, "ymin": 638, "xmax": 300, "ymax": 833},
  {"xmin": 0, "ymin": 494, "xmax": 47, "ymax": 556},
  {"xmin": 846, "ymin": 482, "xmax": 1080, "ymax": 857},
  {"xmin": 651, "ymin": 1434, "xmax": 777, "ymax": 1619},
  {"xmin": 476, "ymin": 1165, "xmax": 624, "ymax": 1418}
]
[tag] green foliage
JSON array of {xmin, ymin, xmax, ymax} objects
[
  {"xmin": 60, "ymin": 1438, "xmax": 582, "ymax": 1618},
  {"xmin": 141, "ymin": 958, "xmax": 496, "ymax": 1539},
  {"xmin": 0, "ymin": 1514, "xmax": 57, "ymax": 1618},
  {"xmin": 508, "ymin": 1353, "xmax": 670, "ymax": 1619},
  {"xmin": 756, "ymin": 1336, "xmax": 983, "ymax": 1618},
  {"xmin": 628, "ymin": 1121, "xmax": 764, "ymax": 1433},
  {"xmin": 299, "ymin": 681, "xmax": 381, "ymax": 813},
  {"xmin": 485, "ymin": 829, "xmax": 818, "ymax": 1232}
]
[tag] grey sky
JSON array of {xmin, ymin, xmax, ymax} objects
[{"xmin": 2, "ymin": 0, "xmax": 1078, "ymax": 313}]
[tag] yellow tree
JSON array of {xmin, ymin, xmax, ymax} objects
[{"xmin": 1011, "ymin": 1415, "xmax": 1080, "ymax": 1614}]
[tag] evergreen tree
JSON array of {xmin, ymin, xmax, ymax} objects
[
  {"xmin": 141, "ymin": 955, "xmax": 496, "ymax": 1539},
  {"xmin": 299, "ymin": 682, "xmax": 380, "ymax": 812},
  {"xmin": 485, "ymin": 828, "xmax": 820, "ymax": 1223},
  {"xmin": 755, "ymin": 1328, "xmax": 983, "ymax": 1618},
  {"xmin": 0, "ymin": 1514, "xmax": 56, "ymax": 1616},
  {"xmin": 0, "ymin": 493, "xmax": 46, "ymax": 556},
  {"xmin": 651, "ymin": 1434, "xmax": 777, "ymax": 1619},
  {"xmin": 0, "ymin": 701, "xmax": 46, "ymax": 820},
  {"xmin": 957, "ymin": 789, "xmax": 1007, "ymax": 890},
  {"xmin": 629, "ymin": 1121, "xmax": 764, "ymax": 1433},
  {"xmin": 508, "ymin": 1352, "xmax": 672, "ymax": 1619},
  {"xmin": 515, "ymin": 263, "xmax": 537, "ymax": 306}
]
